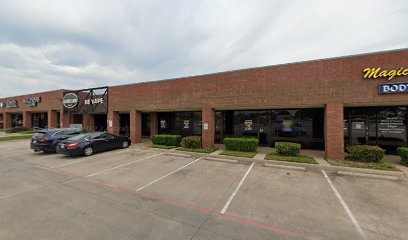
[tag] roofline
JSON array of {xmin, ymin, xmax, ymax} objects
[
  {"xmin": 111, "ymin": 47, "xmax": 408, "ymax": 89},
  {"xmin": 0, "ymin": 89, "xmax": 70, "ymax": 100}
]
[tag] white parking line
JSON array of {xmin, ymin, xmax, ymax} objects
[
  {"xmin": 50, "ymin": 149, "xmax": 131, "ymax": 168},
  {"xmin": 220, "ymin": 162, "xmax": 255, "ymax": 214},
  {"xmin": 321, "ymin": 170, "xmax": 366, "ymax": 239},
  {"xmin": 135, "ymin": 156, "xmax": 203, "ymax": 192},
  {"xmin": 86, "ymin": 153, "xmax": 162, "ymax": 177}
]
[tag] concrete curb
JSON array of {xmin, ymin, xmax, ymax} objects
[
  {"xmin": 135, "ymin": 146, "xmax": 407, "ymax": 181},
  {"xmin": 337, "ymin": 171, "xmax": 400, "ymax": 181},
  {"xmin": 163, "ymin": 152, "xmax": 192, "ymax": 158},
  {"xmin": 199, "ymin": 153, "xmax": 406, "ymax": 180},
  {"xmin": 264, "ymin": 163, "xmax": 306, "ymax": 171},
  {"xmin": 205, "ymin": 157, "xmax": 238, "ymax": 164}
]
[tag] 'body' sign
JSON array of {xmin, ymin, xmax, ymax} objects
[{"xmin": 379, "ymin": 83, "xmax": 408, "ymax": 94}]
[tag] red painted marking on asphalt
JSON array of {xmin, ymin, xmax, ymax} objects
[{"xmin": 36, "ymin": 165, "xmax": 311, "ymax": 239}]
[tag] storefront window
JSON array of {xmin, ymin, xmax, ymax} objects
[
  {"xmin": 32, "ymin": 112, "xmax": 48, "ymax": 129},
  {"xmin": 216, "ymin": 108, "xmax": 324, "ymax": 149},
  {"xmin": 158, "ymin": 111, "xmax": 202, "ymax": 136},
  {"xmin": 11, "ymin": 113, "xmax": 23, "ymax": 128},
  {"xmin": 345, "ymin": 106, "xmax": 407, "ymax": 151}
]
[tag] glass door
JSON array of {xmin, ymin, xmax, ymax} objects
[{"xmin": 350, "ymin": 116, "xmax": 367, "ymax": 145}]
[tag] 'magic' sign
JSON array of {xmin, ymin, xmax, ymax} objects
[{"xmin": 379, "ymin": 83, "xmax": 408, "ymax": 94}]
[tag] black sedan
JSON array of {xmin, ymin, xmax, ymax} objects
[
  {"xmin": 56, "ymin": 132, "xmax": 131, "ymax": 156},
  {"xmin": 31, "ymin": 128, "xmax": 84, "ymax": 152}
]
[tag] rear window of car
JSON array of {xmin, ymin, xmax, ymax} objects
[
  {"xmin": 67, "ymin": 134, "xmax": 90, "ymax": 141},
  {"xmin": 33, "ymin": 131, "xmax": 49, "ymax": 138}
]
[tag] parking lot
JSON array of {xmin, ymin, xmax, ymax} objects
[{"xmin": 1, "ymin": 140, "xmax": 407, "ymax": 240}]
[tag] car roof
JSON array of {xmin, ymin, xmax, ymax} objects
[{"xmin": 39, "ymin": 128, "xmax": 82, "ymax": 134}]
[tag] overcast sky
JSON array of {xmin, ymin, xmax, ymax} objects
[{"xmin": 0, "ymin": 0, "xmax": 407, "ymax": 98}]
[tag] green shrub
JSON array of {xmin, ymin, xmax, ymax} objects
[
  {"xmin": 223, "ymin": 137, "xmax": 258, "ymax": 152},
  {"xmin": 151, "ymin": 134, "xmax": 182, "ymax": 146},
  {"xmin": 181, "ymin": 136, "xmax": 202, "ymax": 149},
  {"xmin": 275, "ymin": 142, "xmax": 301, "ymax": 156},
  {"xmin": 346, "ymin": 145, "xmax": 385, "ymax": 162},
  {"xmin": 397, "ymin": 147, "xmax": 408, "ymax": 165}
]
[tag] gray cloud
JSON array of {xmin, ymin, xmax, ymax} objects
[{"xmin": 0, "ymin": 0, "xmax": 407, "ymax": 97}]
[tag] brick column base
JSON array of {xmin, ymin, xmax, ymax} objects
[
  {"xmin": 150, "ymin": 112, "xmax": 158, "ymax": 138},
  {"xmin": 3, "ymin": 112, "xmax": 12, "ymax": 129},
  {"xmin": 48, "ymin": 110, "xmax": 58, "ymax": 129},
  {"xmin": 130, "ymin": 110, "xmax": 142, "ymax": 144},
  {"xmin": 23, "ymin": 111, "xmax": 32, "ymax": 129},
  {"xmin": 61, "ymin": 113, "xmax": 71, "ymax": 128},
  {"xmin": 325, "ymin": 103, "xmax": 345, "ymax": 160},
  {"xmin": 83, "ymin": 114, "xmax": 95, "ymax": 132},
  {"xmin": 202, "ymin": 107, "xmax": 215, "ymax": 148},
  {"xmin": 107, "ymin": 111, "xmax": 120, "ymax": 136}
]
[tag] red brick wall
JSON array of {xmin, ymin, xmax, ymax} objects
[
  {"xmin": 202, "ymin": 107, "xmax": 215, "ymax": 148},
  {"xmin": 150, "ymin": 112, "xmax": 158, "ymax": 137},
  {"xmin": 0, "ymin": 90, "xmax": 66, "ymax": 113},
  {"xmin": 108, "ymin": 49, "xmax": 408, "ymax": 112},
  {"xmin": 107, "ymin": 111, "xmax": 120, "ymax": 136},
  {"xmin": 325, "ymin": 103, "xmax": 345, "ymax": 160},
  {"xmin": 130, "ymin": 110, "xmax": 142, "ymax": 143}
]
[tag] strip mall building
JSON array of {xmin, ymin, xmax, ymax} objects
[{"xmin": 1, "ymin": 49, "xmax": 408, "ymax": 160}]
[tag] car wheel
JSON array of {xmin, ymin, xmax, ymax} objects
[
  {"xmin": 84, "ymin": 147, "xmax": 93, "ymax": 156},
  {"xmin": 122, "ymin": 141, "xmax": 129, "ymax": 149}
]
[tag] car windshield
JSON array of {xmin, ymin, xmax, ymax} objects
[{"xmin": 67, "ymin": 133, "xmax": 90, "ymax": 141}]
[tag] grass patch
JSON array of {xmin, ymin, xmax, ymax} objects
[
  {"xmin": 0, "ymin": 135, "xmax": 33, "ymax": 141},
  {"xmin": 19, "ymin": 130, "xmax": 38, "ymax": 134},
  {"xmin": 220, "ymin": 150, "xmax": 257, "ymax": 158},
  {"xmin": 176, "ymin": 147, "xmax": 218, "ymax": 153},
  {"xmin": 265, "ymin": 152, "xmax": 318, "ymax": 164},
  {"xmin": 150, "ymin": 144, "xmax": 177, "ymax": 149},
  {"xmin": 327, "ymin": 159, "xmax": 397, "ymax": 171}
]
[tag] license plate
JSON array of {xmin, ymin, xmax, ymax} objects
[
  {"xmin": 33, "ymin": 140, "xmax": 37, "ymax": 144},
  {"xmin": 60, "ymin": 144, "xmax": 65, "ymax": 149}
]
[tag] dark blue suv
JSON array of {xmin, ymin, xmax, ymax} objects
[{"xmin": 31, "ymin": 128, "xmax": 84, "ymax": 152}]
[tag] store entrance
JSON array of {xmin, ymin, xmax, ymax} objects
[
  {"xmin": 119, "ymin": 113, "xmax": 130, "ymax": 137},
  {"xmin": 142, "ymin": 113, "xmax": 151, "ymax": 137},
  {"xmin": 94, "ymin": 114, "xmax": 107, "ymax": 131}
]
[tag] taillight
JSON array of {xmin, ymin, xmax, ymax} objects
[
  {"xmin": 38, "ymin": 138, "xmax": 49, "ymax": 142},
  {"xmin": 66, "ymin": 142, "xmax": 80, "ymax": 148}
]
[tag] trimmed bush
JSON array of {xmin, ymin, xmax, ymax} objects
[
  {"xmin": 223, "ymin": 137, "xmax": 259, "ymax": 152},
  {"xmin": 181, "ymin": 136, "xmax": 202, "ymax": 149},
  {"xmin": 346, "ymin": 145, "xmax": 385, "ymax": 162},
  {"xmin": 397, "ymin": 147, "xmax": 408, "ymax": 165},
  {"xmin": 275, "ymin": 142, "xmax": 301, "ymax": 156},
  {"xmin": 151, "ymin": 134, "xmax": 182, "ymax": 146}
]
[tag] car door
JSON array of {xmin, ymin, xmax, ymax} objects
[
  {"xmin": 91, "ymin": 133, "xmax": 108, "ymax": 152},
  {"xmin": 104, "ymin": 133, "xmax": 118, "ymax": 150}
]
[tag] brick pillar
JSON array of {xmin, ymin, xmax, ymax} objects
[
  {"xmin": 48, "ymin": 110, "xmax": 58, "ymax": 129},
  {"xmin": 82, "ymin": 114, "xmax": 95, "ymax": 132},
  {"xmin": 130, "ymin": 110, "xmax": 142, "ymax": 144},
  {"xmin": 23, "ymin": 111, "xmax": 32, "ymax": 129},
  {"xmin": 325, "ymin": 103, "xmax": 345, "ymax": 160},
  {"xmin": 150, "ymin": 112, "xmax": 158, "ymax": 138},
  {"xmin": 61, "ymin": 113, "xmax": 71, "ymax": 128},
  {"xmin": 107, "ymin": 111, "xmax": 120, "ymax": 136},
  {"xmin": 202, "ymin": 107, "xmax": 215, "ymax": 148},
  {"xmin": 3, "ymin": 112, "xmax": 12, "ymax": 129}
]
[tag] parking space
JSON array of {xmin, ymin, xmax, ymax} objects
[
  {"xmin": 203, "ymin": 166, "xmax": 361, "ymax": 240},
  {"xmin": 135, "ymin": 159, "xmax": 250, "ymax": 211},
  {"xmin": 1, "ymin": 139, "xmax": 408, "ymax": 240},
  {"xmin": 329, "ymin": 175, "xmax": 408, "ymax": 240}
]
